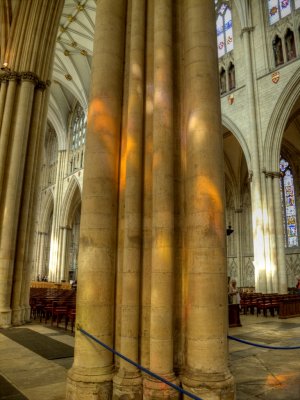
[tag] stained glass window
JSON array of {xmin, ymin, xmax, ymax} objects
[
  {"xmin": 71, "ymin": 104, "xmax": 87, "ymax": 151},
  {"xmin": 268, "ymin": 0, "xmax": 300, "ymax": 25},
  {"xmin": 216, "ymin": 2, "xmax": 233, "ymax": 58},
  {"xmin": 280, "ymin": 157, "xmax": 298, "ymax": 247}
]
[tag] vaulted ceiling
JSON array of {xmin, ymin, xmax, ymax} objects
[{"xmin": 48, "ymin": 0, "xmax": 96, "ymax": 148}]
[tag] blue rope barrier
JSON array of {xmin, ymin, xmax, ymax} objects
[
  {"xmin": 78, "ymin": 326, "xmax": 203, "ymax": 400},
  {"xmin": 228, "ymin": 335, "xmax": 300, "ymax": 350}
]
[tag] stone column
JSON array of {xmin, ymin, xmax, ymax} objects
[
  {"xmin": 0, "ymin": 75, "xmax": 18, "ymax": 201},
  {"xmin": 144, "ymin": 1, "xmax": 177, "ymax": 398},
  {"xmin": 0, "ymin": 77, "xmax": 8, "ymax": 128},
  {"xmin": 241, "ymin": 26, "xmax": 266, "ymax": 293},
  {"xmin": 66, "ymin": 1, "xmax": 127, "ymax": 399},
  {"xmin": 0, "ymin": 0, "xmax": 64, "ymax": 328},
  {"xmin": 272, "ymin": 173, "xmax": 288, "ymax": 293},
  {"xmin": 49, "ymin": 150, "xmax": 67, "ymax": 283},
  {"xmin": 12, "ymin": 80, "xmax": 48, "ymax": 325},
  {"xmin": 59, "ymin": 226, "xmax": 69, "ymax": 282},
  {"xmin": 235, "ymin": 208, "xmax": 243, "ymax": 285},
  {"xmin": 264, "ymin": 173, "xmax": 278, "ymax": 292},
  {"xmin": 0, "ymin": 77, "xmax": 36, "ymax": 327},
  {"xmin": 35, "ymin": 232, "xmax": 47, "ymax": 278},
  {"xmin": 113, "ymin": 0, "xmax": 145, "ymax": 398},
  {"xmin": 181, "ymin": 1, "xmax": 234, "ymax": 399}
]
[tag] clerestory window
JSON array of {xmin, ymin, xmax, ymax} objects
[
  {"xmin": 268, "ymin": 0, "xmax": 300, "ymax": 25},
  {"xmin": 215, "ymin": 1, "xmax": 234, "ymax": 58}
]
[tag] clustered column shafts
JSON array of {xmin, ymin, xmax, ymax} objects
[
  {"xmin": 0, "ymin": 0, "xmax": 64, "ymax": 327},
  {"xmin": 0, "ymin": 0, "xmax": 236, "ymax": 398},
  {"xmin": 67, "ymin": 1, "xmax": 234, "ymax": 400}
]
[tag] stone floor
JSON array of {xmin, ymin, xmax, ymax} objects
[{"xmin": 0, "ymin": 314, "xmax": 300, "ymax": 399}]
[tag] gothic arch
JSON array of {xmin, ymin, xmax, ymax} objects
[
  {"xmin": 39, "ymin": 191, "xmax": 54, "ymax": 233},
  {"xmin": 60, "ymin": 176, "xmax": 82, "ymax": 228},
  {"xmin": 222, "ymin": 114, "xmax": 252, "ymax": 170},
  {"xmin": 265, "ymin": 66, "xmax": 300, "ymax": 170}
]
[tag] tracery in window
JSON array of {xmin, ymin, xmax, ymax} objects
[
  {"xmin": 228, "ymin": 62, "xmax": 235, "ymax": 91},
  {"xmin": 71, "ymin": 105, "xmax": 86, "ymax": 151},
  {"xmin": 216, "ymin": 2, "xmax": 233, "ymax": 58},
  {"xmin": 280, "ymin": 157, "xmax": 298, "ymax": 247},
  {"xmin": 268, "ymin": 0, "xmax": 300, "ymax": 25},
  {"xmin": 69, "ymin": 103, "xmax": 87, "ymax": 174},
  {"xmin": 285, "ymin": 28, "xmax": 296, "ymax": 60},
  {"xmin": 272, "ymin": 35, "xmax": 284, "ymax": 66}
]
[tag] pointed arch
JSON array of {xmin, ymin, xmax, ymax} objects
[
  {"xmin": 39, "ymin": 191, "xmax": 54, "ymax": 232},
  {"xmin": 222, "ymin": 114, "xmax": 252, "ymax": 170},
  {"xmin": 60, "ymin": 176, "xmax": 82, "ymax": 227},
  {"xmin": 264, "ymin": 66, "xmax": 300, "ymax": 170}
]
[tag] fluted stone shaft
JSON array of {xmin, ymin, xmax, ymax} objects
[
  {"xmin": 11, "ymin": 83, "xmax": 46, "ymax": 325},
  {"xmin": 113, "ymin": 0, "xmax": 146, "ymax": 398},
  {"xmin": 144, "ymin": 1, "xmax": 177, "ymax": 398},
  {"xmin": 265, "ymin": 174, "xmax": 278, "ymax": 293},
  {"xmin": 66, "ymin": 1, "xmax": 127, "ymax": 399},
  {"xmin": 181, "ymin": 1, "xmax": 234, "ymax": 399}
]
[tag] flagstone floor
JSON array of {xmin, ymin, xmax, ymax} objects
[{"xmin": 0, "ymin": 313, "xmax": 300, "ymax": 399}]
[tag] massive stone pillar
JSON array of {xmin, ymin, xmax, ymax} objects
[
  {"xmin": 0, "ymin": 0, "xmax": 64, "ymax": 327},
  {"xmin": 181, "ymin": 1, "xmax": 235, "ymax": 399},
  {"xmin": 66, "ymin": 1, "xmax": 127, "ymax": 399}
]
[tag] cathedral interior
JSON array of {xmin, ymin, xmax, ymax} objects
[{"xmin": 1, "ymin": 0, "xmax": 300, "ymax": 399}]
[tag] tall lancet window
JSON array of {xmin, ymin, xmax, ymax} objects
[
  {"xmin": 69, "ymin": 103, "xmax": 87, "ymax": 174},
  {"xmin": 280, "ymin": 157, "xmax": 298, "ymax": 247},
  {"xmin": 215, "ymin": 1, "xmax": 234, "ymax": 58}
]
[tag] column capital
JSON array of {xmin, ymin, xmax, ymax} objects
[
  {"xmin": 263, "ymin": 170, "xmax": 281, "ymax": 179},
  {"xmin": 241, "ymin": 26, "xmax": 254, "ymax": 36},
  {"xmin": 235, "ymin": 208, "xmax": 243, "ymax": 213},
  {"xmin": 19, "ymin": 71, "xmax": 39, "ymax": 84}
]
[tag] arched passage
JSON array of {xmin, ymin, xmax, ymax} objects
[
  {"xmin": 34, "ymin": 191, "xmax": 54, "ymax": 280},
  {"xmin": 223, "ymin": 122, "xmax": 254, "ymax": 288},
  {"xmin": 60, "ymin": 177, "xmax": 82, "ymax": 281}
]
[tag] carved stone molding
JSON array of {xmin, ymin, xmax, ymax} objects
[
  {"xmin": 0, "ymin": 71, "xmax": 49, "ymax": 90},
  {"xmin": 263, "ymin": 170, "xmax": 282, "ymax": 179},
  {"xmin": 19, "ymin": 71, "xmax": 39, "ymax": 84}
]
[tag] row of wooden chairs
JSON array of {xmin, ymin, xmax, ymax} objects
[
  {"xmin": 30, "ymin": 288, "xmax": 76, "ymax": 332},
  {"xmin": 240, "ymin": 292, "xmax": 300, "ymax": 317}
]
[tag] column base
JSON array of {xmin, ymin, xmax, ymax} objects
[
  {"xmin": 12, "ymin": 307, "xmax": 23, "ymax": 326},
  {"xmin": 23, "ymin": 305, "xmax": 31, "ymax": 322},
  {"xmin": 0, "ymin": 308, "xmax": 12, "ymax": 328},
  {"xmin": 113, "ymin": 369, "xmax": 142, "ymax": 400},
  {"xmin": 182, "ymin": 370, "xmax": 235, "ymax": 400},
  {"xmin": 143, "ymin": 373, "xmax": 179, "ymax": 400},
  {"xmin": 66, "ymin": 366, "xmax": 113, "ymax": 400}
]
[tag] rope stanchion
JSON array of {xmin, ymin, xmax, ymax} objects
[
  {"xmin": 78, "ymin": 325, "xmax": 203, "ymax": 400},
  {"xmin": 228, "ymin": 335, "xmax": 300, "ymax": 350}
]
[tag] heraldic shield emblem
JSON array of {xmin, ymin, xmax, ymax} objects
[{"xmin": 272, "ymin": 71, "xmax": 280, "ymax": 84}]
